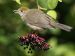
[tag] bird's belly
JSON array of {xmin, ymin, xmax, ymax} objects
[{"xmin": 27, "ymin": 23, "xmax": 43, "ymax": 30}]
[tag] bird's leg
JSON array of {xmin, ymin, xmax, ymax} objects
[
  {"xmin": 30, "ymin": 30, "xmax": 41, "ymax": 36},
  {"xmin": 31, "ymin": 30, "xmax": 36, "ymax": 34},
  {"xmin": 29, "ymin": 30, "xmax": 37, "ymax": 34}
]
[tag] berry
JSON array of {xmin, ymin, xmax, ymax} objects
[{"xmin": 19, "ymin": 33, "xmax": 50, "ymax": 51}]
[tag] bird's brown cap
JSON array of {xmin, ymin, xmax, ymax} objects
[{"xmin": 18, "ymin": 7, "xmax": 29, "ymax": 12}]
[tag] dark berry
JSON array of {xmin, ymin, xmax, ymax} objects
[
  {"xmin": 24, "ymin": 47, "xmax": 26, "ymax": 49},
  {"xmin": 19, "ymin": 33, "xmax": 50, "ymax": 51},
  {"xmin": 28, "ymin": 51, "xmax": 30, "ymax": 53},
  {"xmin": 30, "ymin": 51, "xmax": 32, "ymax": 53},
  {"xmin": 29, "ymin": 48, "xmax": 31, "ymax": 50}
]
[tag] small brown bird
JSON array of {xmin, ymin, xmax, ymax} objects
[{"xmin": 14, "ymin": 7, "xmax": 72, "ymax": 32}]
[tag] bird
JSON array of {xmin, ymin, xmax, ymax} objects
[{"xmin": 14, "ymin": 7, "xmax": 72, "ymax": 32}]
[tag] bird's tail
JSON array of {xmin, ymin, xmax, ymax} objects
[{"xmin": 55, "ymin": 22, "xmax": 72, "ymax": 32}]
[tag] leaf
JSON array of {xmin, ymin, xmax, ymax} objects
[
  {"xmin": 37, "ymin": 0, "xmax": 59, "ymax": 9},
  {"xmin": 15, "ymin": 0, "xmax": 21, "ymax": 4},
  {"xmin": 37, "ymin": 0, "xmax": 48, "ymax": 9},
  {"xmin": 48, "ymin": 0, "xmax": 59, "ymax": 9},
  {"xmin": 58, "ymin": 0, "xmax": 62, "ymax": 2},
  {"xmin": 0, "ymin": 36, "xmax": 8, "ymax": 45},
  {"xmin": 47, "ymin": 10, "xmax": 57, "ymax": 19}
]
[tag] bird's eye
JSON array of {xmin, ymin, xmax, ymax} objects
[{"xmin": 21, "ymin": 10, "xmax": 23, "ymax": 12}]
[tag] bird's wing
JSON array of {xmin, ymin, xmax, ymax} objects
[
  {"xmin": 45, "ymin": 14, "xmax": 72, "ymax": 32},
  {"xmin": 25, "ymin": 9, "xmax": 56, "ymax": 29},
  {"xmin": 44, "ymin": 14, "xmax": 57, "ymax": 26}
]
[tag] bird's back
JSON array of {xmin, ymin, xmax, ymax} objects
[{"xmin": 23, "ymin": 9, "xmax": 53, "ymax": 29}]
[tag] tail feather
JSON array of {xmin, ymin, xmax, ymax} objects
[{"xmin": 55, "ymin": 23, "xmax": 72, "ymax": 32}]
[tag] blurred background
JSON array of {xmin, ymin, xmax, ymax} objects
[{"xmin": 0, "ymin": 0, "xmax": 75, "ymax": 56}]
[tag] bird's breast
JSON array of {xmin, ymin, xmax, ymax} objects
[{"xmin": 27, "ymin": 23, "xmax": 43, "ymax": 30}]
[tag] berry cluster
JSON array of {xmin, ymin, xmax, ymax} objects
[{"xmin": 19, "ymin": 33, "xmax": 50, "ymax": 52}]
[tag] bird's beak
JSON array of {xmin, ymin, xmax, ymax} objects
[{"xmin": 13, "ymin": 10, "xmax": 19, "ymax": 13}]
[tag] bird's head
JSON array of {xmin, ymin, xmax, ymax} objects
[{"xmin": 14, "ymin": 7, "xmax": 29, "ymax": 16}]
